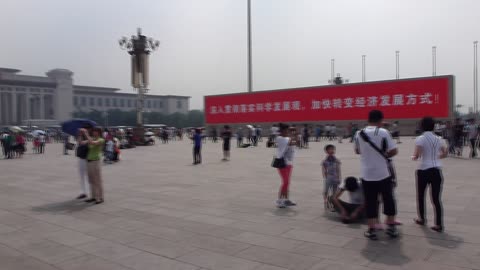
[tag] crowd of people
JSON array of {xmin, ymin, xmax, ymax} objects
[
  {"xmin": 0, "ymin": 130, "xmax": 50, "ymax": 159},
  {"xmin": 269, "ymin": 110, "xmax": 471, "ymax": 241},
  {"xmin": 4, "ymin": 111, "xmax": 479, "ymax": 241}
]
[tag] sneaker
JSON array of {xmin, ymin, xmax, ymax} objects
[
  {"xmin": 284, "ymin": 200, "xmax": 297, "ymax": 206},
  {"xmin": 364, "ymin": 228, "xmax": 378, "ymax": 240},
  {"xmin": 276, "ymin": 199, "xmax": 286, "ymax": 208},
  {"xmin": 386, "ymin": 225, "xmax": 399, "ymax": 238}
]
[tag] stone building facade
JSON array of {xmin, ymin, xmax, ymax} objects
[{"xmin": 0, "ymin": 68, "xmax": 190, "ymax": 126}]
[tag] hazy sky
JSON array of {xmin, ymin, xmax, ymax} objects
[{"xmin": 1, "ymin": 0, "xmax": 479, "ymax": 111}]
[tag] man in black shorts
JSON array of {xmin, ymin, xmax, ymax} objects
[
  {"xmin": 222, "ymin": 125, "xmax": 232, "ymax": 161},
  {"xmin": 354, "ymin": 110, "xmax": 399, "ymax": 240}
]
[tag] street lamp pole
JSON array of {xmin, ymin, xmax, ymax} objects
[
  {"xmin": 331, "ymin": 59, "xmax": 335, "ymax": 83},
  {"xmin": 395, "ymin": 50, "xmax": 400, "ymax": 79},
  {"xmin": 362, "ymin": 55, "xmax": 366, "ymax": 82},
  {"xmin": 432, "ymin": 46, "xmax": 437, "ymax": 76},
  {"xmin": 247, "ymin": 0, "xmax": 253, "ymax": 92},
  {"xmin": 474, "ymin": 41, "xmax": 478, "ymax": 115},
  {"xmin": 119, "ymin": 28, "xmax": 159, "ymax": 127}
]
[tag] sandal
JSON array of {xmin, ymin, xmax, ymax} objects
[{"xmin": 414, "ymin": 218, "xmax": 425, "ymax": 226}]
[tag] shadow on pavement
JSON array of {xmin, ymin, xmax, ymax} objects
[{"xmin": 31, "ymin": 200, "xmax": 92, "ymax": 214}]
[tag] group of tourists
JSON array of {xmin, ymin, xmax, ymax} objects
[
  {"xmin": 0, "ymin": 131, "xmax": 27, "ymax": 158},
  {"xmin": 0, "ymin": 130, "xmax": 48, "ymax": 159},
  {"xmin": 271, "ymin": 110, "xmax": 449, "ymax": 240},
  {"xmin": 426, "ymin": 118, "xmax": 480, "ymax": 158}
]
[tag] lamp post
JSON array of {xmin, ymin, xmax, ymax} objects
[
  {"xmin": 432, "ymin": 46, "xmax": 437, "ymax": 76},
  {"xmin": 362, "ymin": 55, "xmax": 366, "ymax": 82},
  {"xmin": 474, "ymin": 41, "xmax": 478, "ymax": 115},
  {"xmin": 330, "ymin": 59, "xmax": 335, "ymax": 83},
  {"xmin": 247, "ymin": 0, "xmax": 253, "ymax": 92},
  {"xmin": 119, "ymin": 28, "xmax": 159, "ymax": 127},
  {"xmin": 395, "ymin": 50, "xmax": 400, "ymax": 79}
]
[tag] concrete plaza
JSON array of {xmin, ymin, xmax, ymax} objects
[{"xmin": 0, "ymin": 137, "xmax": 479, "ymax": 270}]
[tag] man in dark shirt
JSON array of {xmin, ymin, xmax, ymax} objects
[
  {"xmin": 221, "ymin": 125, "xmax": 232, "ymax": 161},
  {"xmin": 453, "ymin": 118, "xmax": 464, "ymax": 156}
]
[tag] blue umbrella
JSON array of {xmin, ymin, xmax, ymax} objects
[{"xmin": 61, "ymin": 119, "xmax": 97, "ymax": 136}]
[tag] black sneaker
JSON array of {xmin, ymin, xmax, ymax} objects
[
  {"xmin": 364, "ymin": 228, "xmax": 378, "ymax": 240},
  {"xmin": 386, "ymin": 225, "xmax": 399, "ymax": 238}
]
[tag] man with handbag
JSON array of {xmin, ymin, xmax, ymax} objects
[{"xmin": 354, "ymin": 110, "xmax": 399, "ymax": 240}]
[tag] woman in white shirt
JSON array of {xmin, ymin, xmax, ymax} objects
[
  {"xmin": 275, "ymin": 123, "xmax": 296, "ymax": 208},
  {"xmin": 412, "ymin": 117, "xmax": 448, "ymax": 232}
]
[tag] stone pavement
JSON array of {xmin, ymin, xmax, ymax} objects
[{"xmin": 0, "ymin": 137, "xmax": 479, "ymax": 270}]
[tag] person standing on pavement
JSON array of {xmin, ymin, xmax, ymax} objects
[
  {"xmin": 221, "ymin": 125, "xmax": 232, "ymax": 161},
  {"xmin": 354, "ymin": 110, "xmax": 399, "ymax": 240},
  {"xmin": 275, "ymin": 123, "xmax": 297, "ymax": 208},
  {"xmin": 191, "ymin": 128, "xmax": 202, "ymax": 165},
  {"xmin": 412, "ymin": 116, "xmax": 447, "ymax": 232},
  {"xmin": 80, "ymin": 127, "xmax": 105, "ymax": 204},
  {"xmin": 468, "ymin": 119, "xmax": 478, "ymax": 158},
  {"xmin": 38, "ymin": 133, "xmax": 46, "ymax": 154},
  {"xmin": 236, "ymin": 128, "xmax": 243, "ymax": 148},
  {"xmin": 76, "ymin": 129, "xmax": 90, "ymax": 200}
]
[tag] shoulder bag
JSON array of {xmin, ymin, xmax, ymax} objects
[{"xmin": 359, "ymin": 129, "xmax": 397, "ymax": 186}]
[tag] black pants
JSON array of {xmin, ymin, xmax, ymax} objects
[
  {"xmin": 39, "ymin": 143, "xmax": 45, "ymax": 154},
  {"xmin": 193, "ymin": 146, "xmax": 201, "ymax": 164},
  {"xmin": 237, "ymin": 138, "xmax": 242, "ymax": 147},
  {"xmin": 416, "ymin": 168, "xmax": 443, "ymax": 226},
  {"xmin": 362, "ymin": 178, "xmax": 396, "ymax": 219},
  {"xmin": 470, "ymin": 139, "xmax": 477, "ymax": 158}
]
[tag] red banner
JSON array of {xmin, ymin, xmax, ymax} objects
[{"xmin": 205, "ymin": 76, "xmax": 453, "ymax": 124}]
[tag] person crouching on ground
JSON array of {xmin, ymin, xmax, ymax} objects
[{"xmin": 332, "ymin": 177, "xmax": 365, "ymax": 223}]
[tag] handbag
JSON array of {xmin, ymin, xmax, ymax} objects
[
  {"xmin": 271, "ymin": 138, "xmax": 289, "ymax": 169},
  {"xmin": 66, "ymin": 142, "xmax": 76, "ymax": 150},
  {"xmin": 359, "ymin": 130, "xmax": 397, "ymax": 185},
  {"xmin": 76, "ymin": 144, "xmax": 88, "ymax": 158}
]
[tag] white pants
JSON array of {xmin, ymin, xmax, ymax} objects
[{"xmin": 78, "ymin": 159, "xmax": 90, "ymax": 196}]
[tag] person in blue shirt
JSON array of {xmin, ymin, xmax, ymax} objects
[{"xmin": 191, "ymin": 128, "xmax": 202, "ymax": 165}]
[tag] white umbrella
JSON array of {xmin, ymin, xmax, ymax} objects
[
  {"xmin": 246, "ymin": 125, "xmax": 253, "ymax": 129},
  {"xmin": 31, "ymin": 130, "xmax": 46, "ymax": 137},
  {"xmin": 145, "ymin": 131, "xmax": 154, "ymax": 136},
  {"xmin": 9, "ymin": 126, "xmax": 24, "ymax": 133}
]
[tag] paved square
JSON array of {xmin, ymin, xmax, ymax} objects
[{"xmin": 0, "ymin": 137, "xmax": 479, "ymax": 270}]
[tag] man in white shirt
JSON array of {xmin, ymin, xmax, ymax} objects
[
  {"xmin": 38, "ymin": 134, "xmax": 46, "ymax": 154},
  {"xmin": 354, "ymin": 110, "xmax": 399, "ymax": 240}
]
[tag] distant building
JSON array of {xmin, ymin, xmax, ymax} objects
[{"xmin": 0, "ymin": 68, "xmax": 190, "ymax": 126}]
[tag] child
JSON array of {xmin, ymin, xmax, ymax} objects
[
  {"xmin": 322, "ymin": 144, "xmax": 341, "ymax": 210},
  {"xmin": 332, "ymin": 177, "xmax": 365, "ymax": 223}
]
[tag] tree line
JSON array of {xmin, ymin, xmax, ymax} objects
[{"xmin": 72, "ymin": 109, "xmax": 205, "ymax": 128}]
